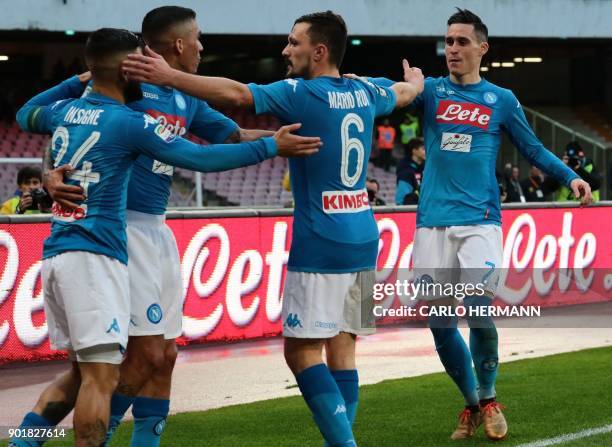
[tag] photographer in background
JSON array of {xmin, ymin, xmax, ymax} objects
[
  {"xmin": 521, "ymin": 166, "xmax": 546, "ymax": 202},
  {"xmin": 544, "ymin": 142, "xmax": 601, "ymax": 202},
  {"xmin": 366, "ymin": 178, "xmax": 386, "ymax": 206},
  {"xmin": 0, "ymin": 166, "xmax": 52, "ymax": 214}
]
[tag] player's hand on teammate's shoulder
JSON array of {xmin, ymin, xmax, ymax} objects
[
  {"xmin": 43, "ymin": 164, "xmax": 85, "ymax": 210},
  {"xmin": 77, "ymin": 71, "xmax": 92, "ymax": 83},
  {"xmin": 402, "ymin": 59, "xmax": 424, "ymax": 94},
  {"xmin": 273, "ymin": 123, "xmax": 321, "ymax": 158},
  {"xmin": 343, "ymin": 73, "xmax": 369, "ymax": 83},
  {"xmin": 122, "ymin": 46, "xmax": 174, "ymax": 86},
  {"xmin": 570, "ymin": 178, "xmax": 593, "ymax": 206}
]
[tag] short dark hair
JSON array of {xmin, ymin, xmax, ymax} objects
[
  {"xmin": 366, "ymin": 177, "xmax": 380, "ymax": 189},
  {"xmin": 406, "ymin": 137, "xmax": 424, "ymax": 153},
  {"xmin": 294, "ymin": 11, "xmax": 347, "ymax": 68},
  {"xmin": 142, "ymin": 6, "xmax": 196, "ymax": 46},
  {"xmin": 85, "ymin": 28, "xmax": 140, "ymax": 67},
  {"xmin": 447, "ymin": 8, "xmax": 488, "ymax": 42},
  {"xmin": 17, "ymin": 166, "xmax": 42, "ymax": 186}
]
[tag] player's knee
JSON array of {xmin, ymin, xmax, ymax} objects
[
  {"xmin": 80, "ymin": 363, "xmax": 120, "ymax": 395},
  {"xmin": 464, "ymin": 295, "xmax": 496, "ymax": 330},
  {"xmin": 430, "ymin": 326, "xmax": 459, "ymax": 350},
  {"xmin": 128, "ymin": 337, "xmax": 166, "ymax": 373},
  {"xmin": 162, "ymin": 341, "xmax": 178, "ymax": 371}
]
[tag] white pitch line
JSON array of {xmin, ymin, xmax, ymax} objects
[{"xmin": 515, "ymin": 424, "xmax": 612, "ymax": 447}]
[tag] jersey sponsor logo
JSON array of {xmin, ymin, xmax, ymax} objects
[
  {"xmin": 322, "ymin": 189, "xmax": 370, "ymax": 214},
  {"xmin": 440, "ymin": 132, "xmax": 472, "ymax": 152},
  {"xmin": 52, "ymin": 202, "xmax": 87, "ymax": 222},
  {"xmin": 152, "ymin": 160, "xmax": 174, "ymax": 176},
  {"xmin": 147, "ymin": 303, "xmax": 163, "ymax": 324},
  {"xmin": 145, "ymin": 109, "xmax": 188, "ymax": 137},
  {"xmin": 154, "ymin": 123, "xmax": 176, "ymax": 143},
  {"xmin": 435, "ymin": 100, "xmax": 492, "ymax": 130}
]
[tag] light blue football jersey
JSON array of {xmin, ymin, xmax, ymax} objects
[
  {"xmin": 248, "ymin": 77, "xmax": 396, "ymax": 272},
  {"xmin": 125, "ymin": 84, "xmax": 238, "ymax": 214},
  {"xmin": 371, "ymin": 76, "xmax": 578, "ymax": 227},
  {"xmin": 17, "ymin": 78, "xmax": 277, "ymax": 264}
]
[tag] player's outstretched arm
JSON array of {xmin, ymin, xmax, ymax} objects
[
  {"xmin": 344, "ymin": 59, "xmax": 423, "ymax": 108},
  {"xmin": 130, "ymin": 116, "xmax": 319, "ymax": 173},
  {"xmin": 503, "ymin": 92, "xmax": 593, "ymax": 206},
  {"xmin": 122, "ymin": 46, "xmax": 254, "ymax": 109},
  {"xmin": 390, "ymin": 59, "xmax": 424, "ymax": 108},
  {"xmin": 16, "ymin": 74, "xmax": 90, "ymax": 134}
]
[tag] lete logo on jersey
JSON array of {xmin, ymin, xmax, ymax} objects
[
  {"xmin": 145, "ymin": 109, "xmax": 188, "ymax": 137},
  {"xmin": 435, "ymin": 100, "xmax": 492, "ymax": 130}
]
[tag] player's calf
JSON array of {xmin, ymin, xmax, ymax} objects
[
  {"xmin": 128, "ymin": 339, "xmax": 178, "ymax": 447},
  {"xmin": 285, "ymin": 338, "xmax": 356, "ymax": 447},
  {"xmin": 9, "ymin": 363, "xmax": 80, "ymax": 447},
  {"xmin": 73, "ymin": 346, "xmax": 122, "ymax": 446},
  {"xmin": 105, "ymin": 335, "xmax": 165, "ymax": 445}
]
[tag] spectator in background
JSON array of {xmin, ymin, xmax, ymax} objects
[
  {"xmin": 399, "ymin": 113, "xmax": 420, "ymax": 147},
  {"xmin": 376, "ymin": 118, "xmax": 396, "ymax": 171},
  {"xmin": 521, "ymin": 166, "xmax": 545, "ymax": 202},
  {"xmin": 396, "ymin": 137, "xmax": 425, "ymax": 204},
  {"xmin": 366, "ymin": 178, "xmax": 386, "ymax": 205},
  {"xmin": 505, "ymin": 165, "xmax": 525, "ymax": 203},
  {"xmin": 495, "ymin": 170, "xmax": 508, "ymax": 203},
  {"xmin": 0, "ymin": 166, "xmax": 52, "ymax": 214},
  {"xmin": 544, "ymin": 141, "xmax": 602, "ymax": 202}
]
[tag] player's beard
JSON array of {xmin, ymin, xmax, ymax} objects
[
  {"xmin": 124, "ymin": 80, "xmax": 143, "ymax": 103},
  {"xmin": 285, "ymin": 57, "xmax": 307, "ymax": 79}
]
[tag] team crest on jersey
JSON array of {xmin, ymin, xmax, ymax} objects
[
  {"xmin": 147, "ymin": 303, "xmax": 163, "ymax": 324},
  {"xmin": 483, "ymin": 92, "xmax": 498, "ymax": 105},
  {"xmin": 174, "ymin": 93, "xmax": 186, "ymax": 110}
]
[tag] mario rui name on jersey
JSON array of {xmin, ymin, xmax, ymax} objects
[{"xmin": 328, "ymin": 89, "xmax": 371, "ymax": 109}]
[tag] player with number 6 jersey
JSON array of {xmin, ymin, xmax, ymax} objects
[{"xmin": 122, "ymin": 10, "xmax": 423, "ymax": 446}]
